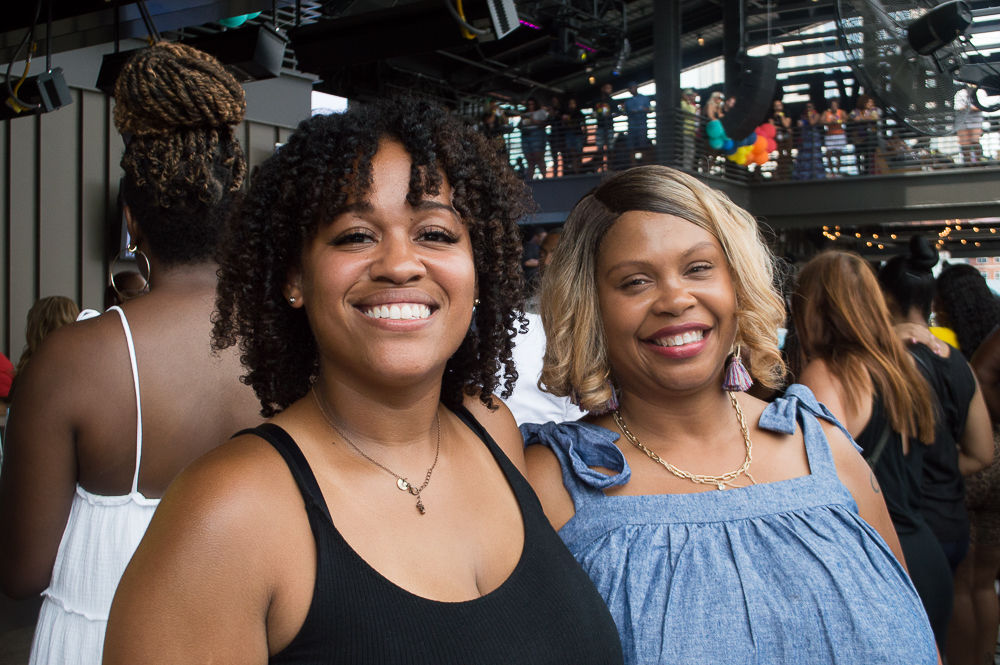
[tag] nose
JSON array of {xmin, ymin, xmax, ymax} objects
[
  {"xmin": 653, "ymin": 276, "xmax": 697, "ymax": 317},
  {"xmin": 369, "ymin": 231, "xmax": 426, "ymax": 284}
]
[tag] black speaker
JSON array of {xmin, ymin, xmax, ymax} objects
[{"xmin": 721, "ymin": 55, "xmax": 778, "ymax": 142}]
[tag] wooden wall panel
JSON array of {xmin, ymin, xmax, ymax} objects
[
  {"xmin": 1, "ymin": 120, "xmax": 9, "ymax": 357},
  {"xmin": 247, "ymin": 121, "xmax": 278, "ymax": 173},
  {"xmin": 80, "ymin": 91, "xmax": 109, "ymax": 312},
  {"xmin": 0, "ymin": 88, "xmax": 294, "ymax": 362},
  {"xmin": 8, "ymin": 116, "xmax": 39, "ymax": 366},
  {"xmin": 39, "ymin": 93, "xmax": 81, "ymax": 302}
]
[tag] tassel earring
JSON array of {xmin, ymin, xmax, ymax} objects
[{"xmin": 723, "ymin": 346, "xmax": 753, "ymax": 392}]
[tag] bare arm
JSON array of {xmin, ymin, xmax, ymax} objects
[
  {"xmin": 958, "ymin": 380, "xmax": 994, "ymax": 476},
  {"xmin": 822, "ymin": 421, "xmax": 909, "ymax": 571},
  {"xmin": 104, "ymin": 439, "xmax": 298, "ymax": 664},
  {"xmin": 0, "ymin": 327, "xmax": 82, "ymax": 598},
  {"xmin": 971, "ymin": 325, "xmax": 1000, "ymax": 424},
  {"xmin": 524, "ymin": 444, "xmax": 576, "ymax": 531},
  {"xmin": 798, "ymin": 360, "xmax": 908, "ymax": 568}
]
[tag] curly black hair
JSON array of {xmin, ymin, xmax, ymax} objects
[
  {"xmin": 213, "ymin": 97, "xmax": 530, "ymax": 417},
  {"xmin": 936, "ymin": 263, "xmax": 1000, "ymax": 360},
  {"xmin": 114, "ymin": 43, "xmax": 247, "ymax": 266}
]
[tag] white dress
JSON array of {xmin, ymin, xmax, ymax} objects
[{"xmin": 28, "ymin": 306, "xmax": 160, "ymax": 665}]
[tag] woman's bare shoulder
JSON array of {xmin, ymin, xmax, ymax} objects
[{"xmin": 462, "ymin": 393, "xmax": 526, "ymax": 473}]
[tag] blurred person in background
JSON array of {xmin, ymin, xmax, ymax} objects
[
  {"xmin": 794, "ymin": 101, "xmax": 825, "ymax": 180},
  {"xmin": 770, "ymin": 99, "xmax": 793, "ymax": 180},
  {"xmin": 548, "ymin": 96, "xmax": 566, "ymax": 176},
  {"xmin": 501, "ymin": 227, "xmax": 584, "ymax": 426},
  {"xmin": 849, "ymin": 95, "xmax": 881, "ymax": 175},
  {"xmin": 822, "ymin": 99, "xmax": 848, "ymax": 176},
  {"xmin": 592, "ymin": 82, "xmax": 618, "ymax": 171},
  {"xmin": 12, "ymin": 296, "xmax": 80, "ymax": 390},
  {"xmin": 0, "ymin": 43, "xmax": 262, "ymax": 665},
  {"xmin": 562, "ymin": 98, "xmax": 586, "ymax": 175},
  {"xmin": 796, "ymin": 250, "xmax": 950, "ymax": 652},
  {"xmin": 519, "ymin": 98, "xmax": 548, "ymax": 180},
  {"xmin": 878, "ymin": 239, "xmax": 995, "ymax": 665},
  {"xmin": 623, "ymin": 82, "xmax": 652, "ymax": 167},
  {"xmin": 935, "ymin": 264, "xmax": 1000, "ymax": 665}
]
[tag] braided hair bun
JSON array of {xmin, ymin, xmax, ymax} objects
[
  {"xmin": 115, "ymin": 43, "xmax": 247, "ymax": 266},
  {"xmin": 877, "ymin": 234, "xmax": 939, "ymax": 320}
]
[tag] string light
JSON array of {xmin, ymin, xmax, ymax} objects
[
  {"xmin": 976, "ymin": 242, "xmax": 981, "ymax": 247},
  {"xmin": 993, "ymin": 229, "xmax": 997, "ymax": 234},
  {"xmin": 878, "ymin": 244, "xmax": 884, "ymax": 249},
  {"xmin": 957, "ymin": 224, "xmax": 962, "ymax": 230},
  {"xmin": 962, "ymin": 239, "xmax": 967, "ymax": 244},
  {"xmin": 856, "ymin": 233, "xmax": 861, "ymax": 238},
  {"xmin": 835, "ymin": 226, "xmax": 840, "ymax": 230},
  {"xmin": 835, "ymin": 232, "xmax": 841, "ymax": 237},
  {"xmin": 823, "ymin": 226, "xmax": 829, "ymax": 231},
  {"xmin": 867, "ymin": 241, "xmax": 872, "ymax": 247},
  {"xmin": 890, "ymin": 234, "xmax": 897, "ymax": 239},
  {"xmin": 974, "ymin": 227, "xmax": 980, "ymax": 232}
]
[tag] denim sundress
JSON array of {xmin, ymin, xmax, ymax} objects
[{"xmin": 522, "ymin": 384, "xmax": 936, "ymax": 665}]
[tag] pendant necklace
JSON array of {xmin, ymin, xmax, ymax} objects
[
  {"xmin": 312, "ymin": 386, "xmax": 440, "ymax": 514},
  {"xmin": 613, "ymin": 391, "xmax": 756, "ymax": 490}
]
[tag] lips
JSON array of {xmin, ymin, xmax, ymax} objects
[
  {"xmin": 650, "ymin": 329, "xmax": 704, "ymax": 348},
  {"xmin": 644, "ymin": 324, "xmax": 712, "ymax": 359},
  {"xmin": 363, "ymin": 303, "xmax": 432, "ymax": 320}
]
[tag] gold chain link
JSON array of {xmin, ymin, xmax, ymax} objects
[{"xmin": 613, "ymin": 392, "xmax": 756, "ymax": 490}]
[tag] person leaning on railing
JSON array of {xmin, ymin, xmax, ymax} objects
[{"xmin": 849, "ymin": 95, "xmax": 881, "ymax": 176}]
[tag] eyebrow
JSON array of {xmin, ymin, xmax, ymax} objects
[
  {"xmin": 413, "ymin": 200, "xmax": 462, "ymax": 221},
  {"xmin": 605, "ymin": 241, "xmax": 720, "ymax": 275}
]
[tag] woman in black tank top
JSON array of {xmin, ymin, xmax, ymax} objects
[{"xmin": 105, "ymin": 98, "xmax": 623, "ymax": 664}]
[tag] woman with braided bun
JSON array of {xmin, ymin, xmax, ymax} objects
[{"xmin": 0, "ymin": 43, "xmax": 261, "ymax": 664}]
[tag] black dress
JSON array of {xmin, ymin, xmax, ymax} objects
[
  {"xmin": 910, "ymin": 343, "xmax": 977, "ymax": 567},
  {"xmin": 241, "ymin": 407, "xmax": 625, "ymax": 665},
  {"xmin": 856, "ymin": 396, "xmax": 952, "ymax": 651}
]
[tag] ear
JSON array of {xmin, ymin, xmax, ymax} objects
[
  {"xmin": 283, "ymin": 264, "xmax": 304, "ymax": 308},
  {"xmin": 123, "ymin": 206, "xmax": 144, "ymax": 248}
]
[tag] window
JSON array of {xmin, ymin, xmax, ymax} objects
[
  {"xmin": 994, "ymin": 271, "xmax": 1000, "ymax": 280},
  {"xmin": 982, "ymin": 271, "xmax": 990, "ymax": 279},
  {"xmin": 977, "ymin": 257, "xmax": 988, "ymax": 264},
  {"xmin": 994, "ymin": 257, "xmax": 1000, "ymax": 263}
]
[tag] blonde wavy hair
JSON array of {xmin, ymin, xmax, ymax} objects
[
  {"xmin": 16, "ymin": 296, "xmax": 80, "ymax": 376},
  {"xmin": 539, "ymin": 166, "xmax": 786, "ymax": 412}
]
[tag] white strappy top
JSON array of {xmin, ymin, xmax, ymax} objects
[{"xmin": 29, "ymin": 306, "xmax": 160, "ymax": 665}]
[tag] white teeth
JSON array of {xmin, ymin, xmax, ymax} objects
[
  {"xmin": 363, "ymin": 304, "xmax": 433, "ymax": 320},
  {"xmin": 653, "ymin": 330, "xmax": 704, "ymax": 347}
]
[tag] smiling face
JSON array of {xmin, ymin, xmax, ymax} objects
[
  {"xmin": 285, "ymin": 140, "xmax": 477, "ymax": 388},
  {"xmin": 596, "ymin": 211, "xmax": 738, "ymax": 397}
]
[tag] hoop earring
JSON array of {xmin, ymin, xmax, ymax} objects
[
  {"xmin": 109, "ymin": 244, "xmax": 151, "ymax": 302},
  {"xmin": 722, "ymin": 345, "xmax": 753, "ymax": 392}
]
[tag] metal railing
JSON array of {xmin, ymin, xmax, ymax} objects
[{"xmin": 487, "ymin": 108, "xmax": 1000, "ymax": 182}]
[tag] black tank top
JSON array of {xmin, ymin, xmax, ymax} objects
[{"xmin": 242, "ymin": 407, "xmax": 624, "ymax": 664}]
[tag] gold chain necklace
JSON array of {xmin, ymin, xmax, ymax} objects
[
  {"xmin": 311, "ymin": 386, "xmax": 440, "ymax": 514},
  {"xmin": 613, "ymin": 392, "xmax": 756, "ymax": 491}
]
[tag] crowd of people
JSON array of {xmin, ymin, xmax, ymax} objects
[
  {"xmin": 479, "ymin": 82, "xmax": 654, "ymax": 179},
  {"xmin": 4, "ymin": 41, "xmax": 1000, "ymax": 665},
  {"xmin": 480, "ymin": 85, "xmax": 992, "ymax": 183}
]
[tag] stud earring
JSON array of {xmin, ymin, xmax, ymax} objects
[
  {"xmin": 474, "ymin": 298, "xmax": 480, "ymax": 306},
  {"xmin": 722, "ymin": 345, "xmax": 753, "ymax": 392},
  {"xmin": 289, "ymin": 297, "xmax": 296, "ymax": 305}
]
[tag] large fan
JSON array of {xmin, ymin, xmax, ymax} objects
[{"xmin": 836, "ymin": 0, "xmax": 977, "ymax": 135}]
